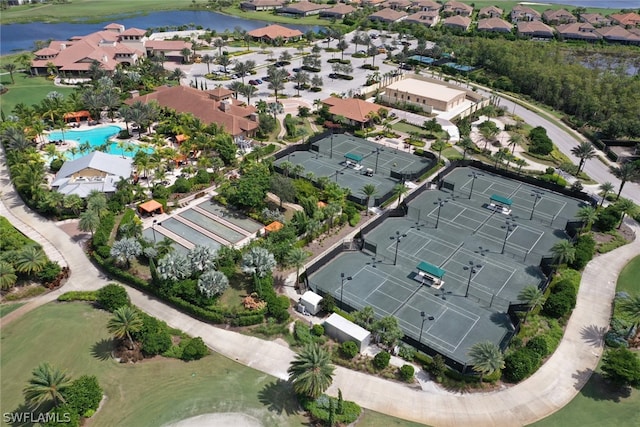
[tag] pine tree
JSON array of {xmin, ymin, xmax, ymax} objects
[{"xmin": 337, "ymin": 389, "xmax": 344, "ymax": 414}]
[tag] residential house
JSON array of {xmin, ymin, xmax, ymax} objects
[
  {"xmin": 30, "ymin": 23, "xmax": 191, "ymax": 76},
  {"xmin": 240, "ymin": 0, "xmax": 284, "ymax": 11},
  {"xmin": 557, "ymin": 23, "xmax": 602, "ymax": 41},
  {"xmin": 126, "ymin": 85, "xmax": 259, "ymax": 138},
  {"xmin": 409, "ymin": 0, "xmax": 441, "ymax": 12},
  {"xmin": 361, "ymin": 0, "xmax": 386, "ymax": 6},
  {"xmin": 369, "ymin": 8, "xmax": 408, "ymax": 23},
  {"xmin": 381, "ymin": 0, "xmax": 411, "ymax": 10},
  {"xmin": 51, "ymin": 152, "xmax": 133, "ymax": 198},
  {"xmin": 597, "ymin": 25, "xmax": 640, "ymax": 45},
  {"xmin": 517, "ymin": 21, "xmax": 555, "ymax": 38},
  {"xmin": 479, "ymin": 6, "xmax": 503, "ymax": 19},
  {"xmin": 321, "ymin": 97, "xmax": 386, "ymax": 128},
  {"xmin": 510, "ymin": 6, "xmax": 541, "ymax": 22},
  {"xmin": 579, "ymin": 13, "xmax": 611, "ymax": 27},
  {"xmin": 442, "ymin": 15, "xmax": 472, "ymax": 31},
  {"xmin": 319, "ymin": 4, "xmax": 356, "ymax": 19},
  {"xmin": 405, "ymin": 10, "xmax": 440, "ymax": 27},
  {"xmin": 542, "ymin": 9, "xmax": 576, "ymax": 25},
  {"xmin": 442, "ymin": 1, "xmax": 473, "ymax": 17},
  {"xmin": 610, "ymin": 12, "xmax": 640, "ymax": 28},
  {"xmin": 279, "ymin": 1, "xmax": 329, "ymax": 16},
  {"xmin": 477, "ymin": 18, "xmax": 514, "ymax": 33},
  {"xmin": 247, "ymin": 24, "xmax": 303, "ymax": 43}
]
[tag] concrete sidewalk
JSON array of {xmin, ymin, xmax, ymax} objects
[{"xmin": 2, "ymin": 148, "xmax": 639, "ymax": 426}]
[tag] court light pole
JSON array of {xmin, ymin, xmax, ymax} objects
[
  {"xmin": 419, "ymin": 311, "xmax": 434, "ymax": 344},
  {"xmin": 334, "ymin": 169, "xmax": 343, "ymax": 183},
  {"xmin": 392, "ymin": 230, "xmax": 407, "ymax": 266},
  {"xmin": 468, "ymin": 171, "xmax": 484, "ymax": 200},
  {"xmin": 434, "ymin": 198, "xmax": 448, "ymax": 229},
  {"xmin": 501, "ymin": 217, "xmax": 517, "ymax": 254},
  {"xmin": 330, "ymin": 127, "xmax": 334, "ymax": 159},
  {"xmin": 340, "ymin": 272, "xmax": 352, "ymax": 310},
  {"xmin": 373, "ymin": 147, "xmax": 384, "ymax": 174},
  {"xmin": 530, "ymin": 190, "xmax": 544, "ymax": 220},
  {"xmin": 463, "ymin": 261, "xmax": 482, "ymax": 298},
  {"xmin": 152, "ymin": 220, "xmax": 159, "ymax": 243}
]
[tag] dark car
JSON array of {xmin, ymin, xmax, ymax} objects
[
  {"xmin": 249, "ymin": 80, "xmax": 259, "ymax": 85},
  {"xmin": 255, "ymin": 79, "xmax": 263, "ymax": 84},
  {"xmin": 292, "ymin": 67, "xmax": 301, "ymax": 72},
  {"xmin": 329, "ymin": 73, "xmax": 338, "ymax": 79}
]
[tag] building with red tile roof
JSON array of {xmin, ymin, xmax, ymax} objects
[
  {"xmin": 510, "ymin": 5, "xmax": 541, "ymax": 22},
  {"xmin": 321, "ymin": 97, "xmax": 386, "ymax": 127},
  {"xmin": 279, "ymin": 1, "xmax": 329, "ymax": 16},
  {"xmin": 611, "ymin": 12, "xmax": 640, "ymax": 27},
  {"xmin": 542, "ymin": 9, "xmax": 577, "ymax": 25},
  {"xmin": 517, "ymin": 21, "xmax": 555, "ymax": 38},
  {"xmin": 479, "ymin": 6, "xmax": 503, "ymax": 18},
  {"xmin": 369, "ymin": 7, "xmax": 408, "ymax": 23},
  {"xmin": 247, "ymin": 24, "xmax": 303, "ymax": 42},
  {"xmin": 442, "ymin": 0, "xmax": 473, "ymax": 17},
  {"xmin": 556, "ymin": 23, "xmax": 601, "ymax": 41},
  {"xmin": 320, "ymin": 4, "xmax": 356, "ymax": 18},
  {"xmin": 405, "ymin": 10, "xmax": 440, "ymax": 27},
  {"xmin": 240, "ymin": 0, "xmax": 284, "ymax": 10},
  {"xmin": 126, "ymin": 85, "xmax": 258, "ymax": 138},
  {"xmin": 597, "ymin": 25, "xmax": 640, "ymax": 45},
  {"xmin": 477, "ymin": 18, "xmax": 513, "ymax": 33},
  {"xmin": 442, "ymin": 15, "xmax": 472, "ymax": 31}
]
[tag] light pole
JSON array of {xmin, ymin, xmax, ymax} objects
[
  {"xmin": 152, "ymin": 219, "xmax": 158, "ymax": 243},
  {"xmin": 373, "ymin": 147, "xmax": 384, "ymax": 174},
  {"xmin": 434, "ymin": 198, "xmax": 448, "ymax": 229},
  {"xmin": 392, "ymin": 230, "xmax": 407, "ymax": 265},
  {"xmin": 419, "ymin": 311, "xmax": 434, "ymax": 344},
  {"xmin": 330, "ymin": 127, "xmax": 334, "ymax": 159},
  {"xmin": 463, "ymin": 261, "xmax": 482, "ymax": 297},
  {"xmin": 530, "ymin": 190, "xmax": 544, "ymax": 220},
  {"xmin": 501, "ymin": 217, "xmax": 517, "ymax": 254},
  {"xmin": 334, "ymin": 169, "xmax": 343, "ymax": 183},
  {"xmin": 340, "ymin": 272, "xmax": 352, "ymax": 310},
  {"xmin": 468, "ymin": 171, "xmax": 483, "ymax": 200}
]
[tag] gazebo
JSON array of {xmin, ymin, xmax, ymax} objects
[
  {"xmin": 138, "ymin": 200, "xmax": 164, "ymax": 216},
  {"xmin": 63, "ymin": 111, "xmax": 92, "ymax": 123},
  {"xmin": 264, "ymin": 221, "xmax": 284, "ymax": 234}
]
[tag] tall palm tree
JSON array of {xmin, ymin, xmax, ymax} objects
[
  {"xmin": 23, "ymin": 362, "xmax": 72, "ymax": 407},
  {"xmin": 336, "ymin": 38, "xmax": 349, "ymax": 60},
  {"xmin": 217, "ymin": 54, "xmax": 232, "ymax": 74},
  {"xmin": 517, "ymin": 285, "xmax": 545, "ymax": 324},
  {"xmin": 86, "ymin": 191, "xmax": 109, "ymax": 217},
  {"xmin": 227, "ymin": 81, "xmax": 244, "ymax": 99},
  {"xmin": 78, "ymin": 209, "xmax": 100, "ymax": 238},
  {"xmin": 238, "ymin": 83, "xmax": 257, "ymax": 105},
  {"xmin": 287, "ymin": 343, "xmax": 335, "ymax": 398},
  {"xmin": 180, "ymin": 47, "xmax": 192, "ymax": 64},
  {"xmin": 467, "ymin": 342, "xmax": 504, "ymax": 383},
  {"xmin": 598, "ymin": 181, "xmax": 615, "ymax": 207},
  {"xmin": 507, "ymin": 133, "xmax": 524, "ymax": 155},
  {"xmin": 459, "ymin": 136, "xmax": 475, "ymax": 160},
  {"xmin": 571, "ymin": 141, "xmax": 596, "ymax": 173},
  {"xmin": 267, "ymin": 66, "xmax": 288, "ymax": 103},
  {"xmin": 293, "ymin": 71, "xmax": 309, "ymax": 97},
  {"xmin": 576, "ymin": 206, "xmax": 598, "ymax": 232},
  {"xmin": 14, "ymin": 246, "xmax": 48, "ymax": 275},
  {"xmin": 213, "ymin": 38, "xmax": 226, "ymax": 57},
  {"xmin": 361, "ymin": 184, "xmax": 377, "ymax": 214},
  {"xmin": 614, "ymin": 198, "xmax": 637, "ymax": 229},
  {"xmin": 107, "ymin": 305, "xmax": 142, "ymax": 349},
  {"xmin": 618, "ymin": 294, "xmax": 640, "ymax": 338},
  {"xmin": 611, "ymin": 163, "xmax": 639, "ymax": 200},
  {"xmin": 3, "ymin": 62, "xmax": 17, "ymax": 84},
  {"xmin": 63, "ymin": 194, "xmax": 84, "ymax": 216},
  {"xmin": 233, "ymin": 60, "xmax": 251, "ymax": 84},
  {"xmin": 287, "ymin": 247, "xmax": 308, "ymax": 286},
  {"xmin": 202, "ymin": 54, "xmax": 212, "ymax": 74},
  {"xmin": 393, "ymin": 183, "xmax": 409, "ymax": 204},
  {"xmin": 551, "ymin": 240, "xmax": 576, "ymax": 267},
  {"xmin": 0, "ymin": 261, "xmax": 18, "ymax": 290}
]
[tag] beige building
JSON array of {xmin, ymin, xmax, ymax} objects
[{"xmin": 384, "ymin": 78, "xmax": 467, "ymax": 112}]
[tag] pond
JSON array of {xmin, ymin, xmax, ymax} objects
[{"xmin": 1, "ymin": 10, "xmax": 317, "ymax": 55}]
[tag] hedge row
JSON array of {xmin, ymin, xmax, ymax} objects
[{"xmin": 58, "ymin": 291, "xmax": 98, "ymax": 302}]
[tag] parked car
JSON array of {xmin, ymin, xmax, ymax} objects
[
  {"xmin": 249, "ymin": 80, "xmax": 259, "ymax": 85},
  {"xmin": 292, "ymin": 67, "xmax": 301, "ymax": 72},
  {"xmin": 255, "ymin": 79, "xmax": 263, "ymax": 84}
]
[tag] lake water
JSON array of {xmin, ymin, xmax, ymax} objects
[{"xmin": 0, "ymin": 10, "xmax": 317, "ymax": 55}]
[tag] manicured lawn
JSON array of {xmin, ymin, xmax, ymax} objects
[
  {"xmin": 0, "ymin": 303, "xmax": 25, "ymax": 318},
  {"xmin": 0, "ymin": 72, "xmax": 75, "ymax": 116},
  {"xmin": 616, "ymin": 255, "xmax": 640, "ymax": 294},
  {"xmin": 392, "ymin": 121, "xmax": 424, "ymax": 135},
  {"xmin": 0, "ymin": 302, "xmax": 308, "ymax": 427}
]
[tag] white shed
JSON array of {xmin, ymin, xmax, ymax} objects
[
  {"xmin": 323, "ymin": 313, "xmax": 371, "ymax": 352},
  {"xmin": 300, "ymin": 291, "xmax": 323, "ymax": 315}
]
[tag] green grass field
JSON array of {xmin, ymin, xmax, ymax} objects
[
  {"xmin": 616, "ymin": 255, "xmax": 640, "ymax": 294},
  {"xmin": 0, "ymin": 302, "xmax": 426, "ymax": 427},
  {"xmin": 0, "ymin": 0, "xmax": 623, "ymax": 25},
  {"xmin": 0, "ymin": 303, "xmax": 25, "ymax": 318},
  {"xmin": 0, "ymin": 72, "xmax": 76, "ymax": 116}
]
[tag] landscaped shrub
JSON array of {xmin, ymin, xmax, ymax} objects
[
  {"xmin": 35, "ymin": 260, "xmax": 61, "ymax": 283},
  {"xmin": 373, "ymin": 351, "xmax": 391, "ymax": 370},
  {"xmin": 528, "ymin": 126, "xmax": 553, "ymax": 155},
  {"xmin": 311, "ymin": 324, "xmax": 324, "ymax": 336},
  {"xmin": 570, "ymin": 234, "xmax": 596, "ymax": 270},
  {"xmin": 543, "ymin": 287, "xmax": 576, "ymax": 318},
  {"xmin": 340, "ymin": 341, "xmax": 359, "ymax": 359},
  {"xmin": 397, "ymin": 344, "xmax": 416, "ymax": 361},
  {"xmin": 172, "ymin": 177, "xmax": 193, "ymax": 193},
  {"xmin": 50, "ymin": 158, "xmax": 64, "ymax": 172},
  {"xmin": 504, "ymin": 348, "xmax": 541, "ymax": 382},
  {"xmin": 58, "ymin": 291, "xmax": 98, "ymax": 302},
  {"xmin": 302, "ymin": 394, "xmax": 361, "ymax": 425},
  {"xmin": 96, "ymin": 283, "xmax": 130, "ymax": 312},
  {"xmin": 42, "ymin": 403, "xmax": 80, "ymax": 427},
  {"xmin": 399, "ymin": 364, "xmax": 415, "ymax": 382},
  {"xmin": 64, "ymin": 375, "xmax": 103, "ymax": 418},
  {"xmin": 181, "ymin": 337, "xmax": 209, "ymax": 361},
  {"xmin": 134, "ymin": 312, "xmax": 173, "ymax": 356},
  {"xmin": 294, "ymin": 320, "xmax": 313, "ymax": 345},
  {"xmin": 595, "ymin": 206, "xmax": 621, "ymax": 232},
  {"xmin": 92, "ymin": 212, "xmax": 115, "ymax": 248},
  {"xmin": 525, "ymin": 336, "xmax": 550, "ymax": 357}
]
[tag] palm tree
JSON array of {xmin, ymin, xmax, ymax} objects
[
  {"xmin": 459, "ymin": 136, "xmax": 475, "ymax": 160},
  {"xmin": 598, "ymin": 181, "xmax": 615, "ymax": 207},
  {"xmin": 233, "ymin": 60, "xmax": 251, "ymax": 84},
  {"xmin": 478, "ymin": 121, "xmax": 499, "ymax": 150},
  {"xmin": 293, "ymin": 71, "xmax": 309, "ymax": 96},
  {"xmin": 393, "ymin": 183, "xmax": 409, "ymax": 204},
  {"xmin": 0, "ymin": 261, "xmax": 18, "ymax": 290},
  {"xmin": 467, "ymin": 342, "xmax": 504, "ymax": 383},
  {"xmin": 618, "ymin": 294, "xmax": 640, "ymax": 338},
  {"xmin": 14, "ymin": 246, "xmax": 48, "ymax": 275},
  {"xmin": 336, "ymin": 38, "xmax": 349, "ymax": 60},
  {"xmin": 571, "ymin": 141, "xmax": 596, "ymax": 173},
  {"xmin": 2, "ymin": 127, "xmax": 31, "ymax": 151},
  {"xmin": 87, "ymin": 191, "xmax": 109, "ymax": 217},
  {"xmin": 107, "ymin": 305, "xmax": 142, "ymax": 349},
  {"xmin": 614, "ymin": 198, "xmax": 637, "ymax": 229},
  {"xmin": 267, "ymin": 66, "xmax": 287, "ymax": 103},
  {"xmin": 576, "ymin": 206, "xmax": 598, "ymax": 232},
  {"xmin": 287, "ymin": 247, "xmax": 308, "ymax": 286},
  {"xmin": 611, "ymin": 163, "xmax": 639, "ymax": 200},
  {"xmin": 23, "ymin": 362, "xmax": 72, "ymax": 407},
  {"xmin": 507, "ymin": 133, "xmax": 524, "ymax": 155},
  {"xmin": 217, "ymin": 54, "xmax": 232, "ymax": 74},
  {"xmin": 202, "ymin": 54, "xmax": 212, "ymax": 74},
  {"xmin": 241, "ymin": 247, "xmax": 276, "ymax": 280},
  {"xmin": 180, "ymin": 47, "xmax": 192, "ymax": 64},
  {"xmin": 170, "ymin": 68, "xmax": 186, "ymax": 81},
  {"xmin": 361, "ymin": 184, "xmax": 377, "ymax": 213},
  {"xmin": 227, "ymin": 81, "xmax": 244, "ymax": 99},
  {"xmin": 518, "ymin": 285, "xmax": 545, "ymax": 324},
  {"xmin": 3, "ymin": 62, "xmax": 17, "ymax": 84},
  {"xmin": 78, "ymin": 209, "xmax": 100, "ymax": 237},
  {"xmin": 287, "ymin": 343, "xmax": 335, "ymax": 399},
  {"xmin": 551, "ymin": 240, "xmax": 576, "ymax": 267},
  {"xmin": 213, "ymin": 38, "xmax": 226, "ymax": 57},
  {"xmin": 238, "ymin": 83, "xmax": 257, "ymax": 105}
]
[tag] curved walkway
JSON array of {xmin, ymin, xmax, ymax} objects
[{"xmin": 2, "ymin": 150, "xmax": 639, "ymax": 426}]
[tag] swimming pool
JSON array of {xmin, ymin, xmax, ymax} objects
[{"xmin": 47, "ymin": 125, "xmax": 153, "ymax": 159}]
